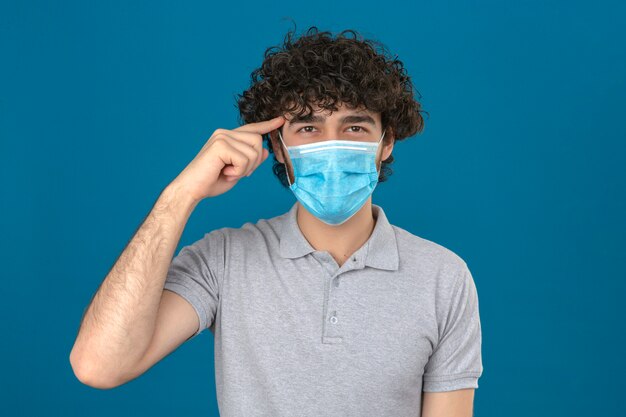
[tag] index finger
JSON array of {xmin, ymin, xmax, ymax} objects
[{"xmin": 233, "ymin": 115, "xmax": 286, "ymax": 135}]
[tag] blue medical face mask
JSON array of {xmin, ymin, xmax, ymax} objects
[{"xmin": 277, "ymin": 129, "xmax": 386, "ymax": 226}]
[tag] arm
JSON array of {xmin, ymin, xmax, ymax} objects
[
  {"xmin": 69, "ymin": 183, "xmax": 199, "ymax": 389},
  {"xmin": 421, "ymin": 266, "xmax": 483, "ymax": 415},
  {"xmin": 69, "ymin": 116, "xmax": 285, "ymax": 389},
  {"xmin": 421, "ymin": 389, "xmax": 475, "ymax": 417}
]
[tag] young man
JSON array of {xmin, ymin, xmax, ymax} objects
[{"xmin": 70, "ymin": 27, "xmax": 483, "ymax": 417}]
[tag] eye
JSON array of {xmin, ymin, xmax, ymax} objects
[
  {"xmin": 296, "ymin": 126, "xmax": 317, "ymax": 133},
  {"xmin": 295, "ymin": 125, "xmax": 369, "ymax": 134},
  {"xmin": 348, "ymin": 126, "xmax": 368, "ymax": 133}
]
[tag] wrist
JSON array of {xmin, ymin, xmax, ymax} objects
[{"xmin": 160, "ymin": 182, "xmax": 200, "ymax": 215}]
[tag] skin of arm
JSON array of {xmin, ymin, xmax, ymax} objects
[
  {"xmin": 421, "ymin": 389, "xmax": 476, "ymax": 417},
  {"xmin": 68, "ymin": 116, "xmax": 283, "ymax": 389},
  {"xmin": 69, "ymin": 183, "xmax": 198, "ymax": 389}
]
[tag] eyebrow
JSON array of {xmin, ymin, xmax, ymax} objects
[{"xmin": 288, "ymin": 113, "xmax": 377, "ymax": 128}]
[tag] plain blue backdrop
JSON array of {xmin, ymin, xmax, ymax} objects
[{"xmin": 1, "ymin": 1, "xmax": 625, "ymax": 416}]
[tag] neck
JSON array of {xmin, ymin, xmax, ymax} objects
[{"xmin": 296, "ymin": 199, "xmax": 377, "ymax": 267}]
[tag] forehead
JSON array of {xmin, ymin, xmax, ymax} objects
[{"xmin": 284, "ymin": 102, "xmax": 380, "ymax": 125}]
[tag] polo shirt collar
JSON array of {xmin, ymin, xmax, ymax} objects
[{"xmin": 278, "ymin": 202, "xmax": 399, "ymax": 271}]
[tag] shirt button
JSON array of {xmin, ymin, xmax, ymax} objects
[
  {"xmin": 352, "ymin": 257, "xmax": 357, "ymax": 262},
  {"xmin": 329, "ymin": 311, "xmax": 338, "ymax": 324}
]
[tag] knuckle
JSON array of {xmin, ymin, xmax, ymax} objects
[
  {"xmin": 234, "ymin": 152, "xmax": 248, "ymax": 164},
  {"xmin": 211, "ymin": 131, "xmax": 230, "ymax": 143},
  {"xmin": 211, "ymin": 138, "xmax": 227, "ymax": 150},
  {"xmin": 212, "ymin": 132, "xmax": 226, "ymax": 142}
]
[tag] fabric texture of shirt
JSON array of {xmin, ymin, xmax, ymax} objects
[{"xmin": 163, "ymin": 202, "xmax": 483, "ymax": 417}]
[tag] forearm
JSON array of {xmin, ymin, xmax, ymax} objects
[{"xmin": 70, "ymin": 183, "xmax": 198, "ymax": 386}]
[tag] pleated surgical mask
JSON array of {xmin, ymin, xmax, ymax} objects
[{"xmin": 277, "ymin": 129, "xmax": 385, "ymax": 225}]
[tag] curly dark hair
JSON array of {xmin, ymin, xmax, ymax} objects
[{"xmin": 235, "ymin": 24, "xmax": 427, "ymax": 188}]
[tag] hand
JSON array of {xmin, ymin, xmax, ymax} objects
[{"xmin": 169, "ymin": 115, "xmax": 286, "ymax": 202}]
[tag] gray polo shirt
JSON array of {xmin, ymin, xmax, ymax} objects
[{"xmin": 163, "ymin": 202, "xmax": 483, "ymax": 417}]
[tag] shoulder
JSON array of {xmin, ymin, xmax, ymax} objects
[
  {"xmin": 392, "ymin": 225, "xmax": 467, "ymax": 268},
  {"xmin": 204, "ymin": 211, "xmax": 285, "ymax": 250},
  {"xmin": 391, "ymin": 224, "xmax": 469, "ymax": 288}
]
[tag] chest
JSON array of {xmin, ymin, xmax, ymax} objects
[{"xmin": 217, "ymin": 253, "xmax": 438, "ymax": 382}]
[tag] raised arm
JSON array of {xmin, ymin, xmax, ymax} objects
[
  {"xmin": 69, "ymin": 184, "xmax": 199, "ymax": 389},
  {"xmin": 69, "ymin": 115, "xmax": 285, "ymax": 389}
]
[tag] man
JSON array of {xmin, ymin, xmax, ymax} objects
[{"xmin": 70, "ymin": 26, "xmax": 483, "ymax": 417}]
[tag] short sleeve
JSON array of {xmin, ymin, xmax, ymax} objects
[
  {"xmin": 163, "ymin": 230, "xmax": 225, "ymax": 339},
  {"xmin": 422, "ymin": 265, "xmax": 483, "ymax": 392}
]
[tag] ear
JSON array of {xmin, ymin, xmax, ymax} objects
[
  {"xmin": 270, "ymin": 130, "xmax": 286, "ymax": 164},
  {"xmin": 381, "ymin": 129, "xmax": 395, "ymax": 162}
]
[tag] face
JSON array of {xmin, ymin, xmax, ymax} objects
[{"xmin": 271, "ymin": 102, "xmax": 395, "ymax": 184}]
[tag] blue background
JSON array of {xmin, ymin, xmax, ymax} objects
[{"xmin": 1, "ymin": 1, "xmax": 625, "ymax": 416}]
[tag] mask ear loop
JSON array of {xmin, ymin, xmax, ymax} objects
[
  {"xmin": 376, "ymin": 129, "xmax": 387, "ymax": 174},
  {"xmin": 277, "ymin": 129, "xmax": 293, "ymax": 187}
]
